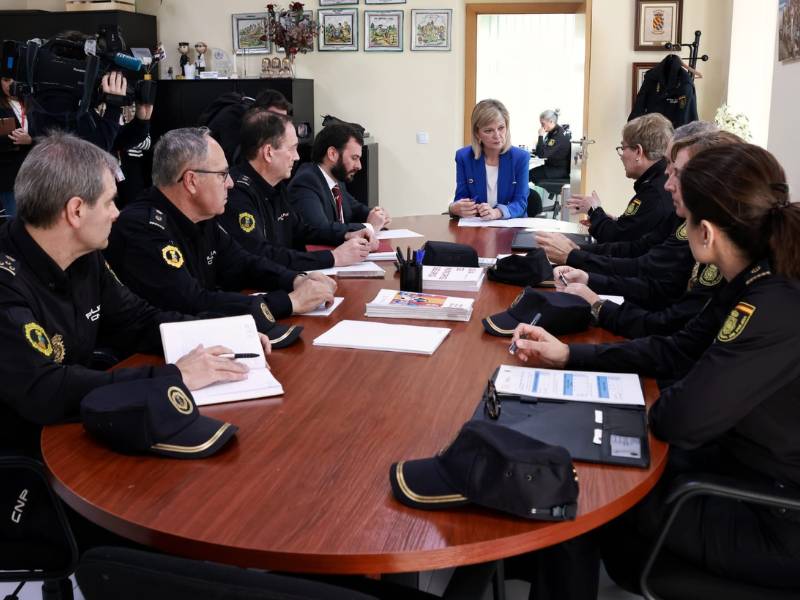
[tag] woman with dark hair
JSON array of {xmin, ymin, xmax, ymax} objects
[
  {"xmin": 0, "ymin": 77, "xmax": 33, "ymax": 216},
  {"xmin": 510, "ymin": 143, "xmax": 800, "ymax": 593}
]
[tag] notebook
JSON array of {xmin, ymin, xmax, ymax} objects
[
  {"xmin": 159, "ymin": 315, "xmax": 284, "ymax": 406},
  {"xmin": 511, "ymin": 230, "xmax": 592, "ymax": 251},
  {"xmin": 313, "ymin": 320, "xmax": 450, "ymax": 355}
]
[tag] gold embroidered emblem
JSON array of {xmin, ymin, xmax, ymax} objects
[
  {"xmin": 510, "ymin": 290, "xmax": 525, "ymax": 309},
  {"xmin": 260, "ymin": 302, "xmax": 275, "ymax": 323},
  {"xmin": 51, "ymin": 334, "xmax": 65, "ymax": 364},
  {"xmin": 623, "ymin": 198, "xmax": 641, "ymax": 216},
  {"xmin": 717, "ymin": 302, "xmax": 755, "ymax": 343},
  {"xmin": 24, "ymin": 322, "xmax": 52, "ymax": 357},
  {"xmin": 675, "ymin": 221, "xmax": 688, "ymax": 241},
  {"xmin": 167, "ymin": 386, "xmax": 194, "ymax": 415},
  {"xmin": 699, "ymin": 264, "xmax": 722, "ymax": 287},
  {"xmin": 547, "ymin": 139, "xmax": 556, "ymax": 147},
  {"xmin": 239, "ymin": 212, "xmax": 256, "ymax": 233},
  {"xmin": 161, "ymin": 245, "xmax": 184, "ymax": 268}
]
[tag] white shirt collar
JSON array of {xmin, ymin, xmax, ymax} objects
[{"xmin": 318, "ymin": 164, "xmax": 339, "ymax": 191}]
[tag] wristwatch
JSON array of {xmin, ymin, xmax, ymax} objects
[{"xmin": 590, "ymin": 299, "xmax": 606, "ymax": 325}]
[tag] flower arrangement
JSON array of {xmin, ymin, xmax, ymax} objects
[
  {"xmin": 714, "ymin": 104, "xmax": 752, "ymax": 142},
  {"xmin": 265, "ymin": 3, "xmax": 318, "ymax": 59}
]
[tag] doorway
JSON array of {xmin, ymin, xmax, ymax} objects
[{"xmin": 465, "ymin": 2, "xmax": 590, "ymax": 196}]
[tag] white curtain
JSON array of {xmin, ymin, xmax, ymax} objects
[{"xmin": 476, "ymin": 13, "xmax": 585, "ymax": 148}]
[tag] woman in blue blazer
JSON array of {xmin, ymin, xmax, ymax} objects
[{"xmin": 450, "ymin": 99, "xmax": 529, "ymax": 220}]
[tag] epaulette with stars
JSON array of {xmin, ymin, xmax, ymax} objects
[{"xmin": 148, "ymin": 208, "xmax": 166, "ymax": 230}]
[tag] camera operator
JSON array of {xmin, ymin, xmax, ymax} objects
[
  {"xmin": 1, "ymin": 77, "xmax": 33, "ymax": 217},
  {"xmin": 113, "ymin": 98, "xmax": 154, "ymax": 206}
]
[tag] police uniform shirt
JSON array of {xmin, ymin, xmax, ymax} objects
[
  {"xmin": 597, "ymin": 262, "xmax": 725, "ymax": 339},
  {"xmin": 0, "ymin": 219, "xmax": 184, "ymax": 455},
  {"xmin": 576, "ymin": 218, "xmax": 694, "ymax": 310},
  {"xmin": 534, "ymin": 125, "xmax": 571, "ymax": 178},
  {"xmin": 221, "ymin": 162, "xmax": 344, "ymax": 271},
  {"xmin": 105, "ymin": 187, "xmax": 298, "ymax": 327},
  {"xmin": 585, "ymin": 159, "xmax": 673, "ymax": 243}
]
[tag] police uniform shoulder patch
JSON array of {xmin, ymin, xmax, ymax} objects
[
  {"xmin": 161, "ymin": 245, "xmax": 184, "ymax": 268},
  {"xmin": 0, "ymin": 254, "xmax": 17, "ymax": 277},
  {"xmin": 148, "ymin": 208, "xmax": 166, "ymax": 231},
  {"xmin": 699, "ymin": 264, "xmax": 722, "ymax": 287},
  {"xmin": 239, "ymin": 212, "xmax": 256, "ymax": 233},
  {"xmin": 623, "ymin": 198, "xmax": 642, "ymax": 216},
  {"xmin": 167, "ymin": 386, "xmax": 194, "ymax": 415},
  {"xmin": 260, "ymin": 301, "xmax": 275, "ymax": 323},
  {"xmin": 24, "ymin": 322, "xmax": 52, "ymax": 357},
  {"xmin": 675, "ymin": 221, "xmax": 688, "ymax": 241},
  {"xmin": 547, "ymin": 139, "xmax": 556, "ymax": 147},
  {"xmin": 717, "ymin": 302, "xmax": 756, "ymax": 343}
]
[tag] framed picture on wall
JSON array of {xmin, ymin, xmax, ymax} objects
[
  {"xmin": 411, "ymin": 9, "xmax": 452, "ymax": 51},
  {"xmin": 634, "ymin": 0, "xmax": 682, "ymax": 51},
  {"xmin": 320, "ymin": 0, "xmax": 357, "ymax": 5},
  {"xmin": 277, "ymin": 10, "xmax": 314, "ymax": 54},
  {"xmin": 318, "ymin": 9, "xmax": 359, "ymax": 52},
  {"xmin": 631, "ymin": 62, "xmax": 658, "ymax": 110},
  {"xmin": 365, "ymin": 10, "xmax": 403, "ymax": 52},
  {"xmin": 232, "ymin": 13, "xmax": 270, "ymax": 54},
  {"xmin": 365, "ymin": 0, "xmax": 407, "ymax": 4},
  {"xmin": 778, "ymin": 0, "xmax": 800, "ymax": 62}
]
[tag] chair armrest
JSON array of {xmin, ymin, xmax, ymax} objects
[{"xmin": 640, "ymin": 474, "xmax": 800, "ymax": 600}]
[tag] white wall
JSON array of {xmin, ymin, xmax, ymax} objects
[
  {"xmin": 769, "ymin": 29, "xmax": 800, "ymax": 199},
  {"xmin": 726, "ymin": 0, "xmax": 777, "ymax": 145},
  {"xmin": 585, "ymin": 0, "xmax": 732, "ymax": 215}
]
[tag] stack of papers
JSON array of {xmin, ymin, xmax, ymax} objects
[
  {"xmin": 313, "ymin": 320, "xmax": 450, "ymax": 355},
  {"xmin": 312, "ymin": 261, "xmax": 386, "ymax": 278},
  {"xmin": 423, "ymin": 265, "xmax": 485, "ymax": 292},
  {"xmin": 376, "ymin": 229, "xmax": 424, "ymax": 240},
  {"xmin": 458, "ymin": 216, "xmax": 585, "ymax": 233},
  {"xmin": 160, "ymin": 315, "xmax": 284, "ymax": 406},
  {"xmin": 366, "ymin": 289, "xmax": 474, "ymax": 321},
  {"xmin": 367, "ymin": 251, "xmax": 398, "ymax": 261}
]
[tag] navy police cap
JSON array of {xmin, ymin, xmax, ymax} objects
[
  {"xmin": 81, "ymin": 376, "xmax": 238, "ymax": 459},
  {"xmin": 483, "ymin": 287, "xmax": 591, "ymax": 337}
]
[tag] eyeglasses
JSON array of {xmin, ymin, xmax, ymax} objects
[
  {"xmin": 615, "ymin": 144, "xmax": 639, "ymax": 156},
  {"xmin": 177, "ymin": 168, "xmax": 230, "ymax": 183}
]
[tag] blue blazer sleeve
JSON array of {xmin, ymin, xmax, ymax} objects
[
  {"xmin": 496, "ymin": 146, "xmax": 529, "ymax": 219},
  {"xmin": 453, "ymin": 146, "xmax": 478, "ymax": 203}
]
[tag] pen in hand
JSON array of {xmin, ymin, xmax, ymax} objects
[
  {"xmin": 508, "ymin": 312, "xmax": 542, "ymax": 355},
  {"xmin": 558, "ymin": 272, "xmax": 569, "ymax": 287},
  {"xmin": 218, "ymin": 353, "xmax": 260, "ymax": 359}
]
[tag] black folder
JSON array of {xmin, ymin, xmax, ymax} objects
[
  {"xmin": 471, "ymin": 379, "xmax": 651, "ymax": 469},
  {"xmin": 511, "ymin": 230, "xmax": 593, "ymax": 251}
]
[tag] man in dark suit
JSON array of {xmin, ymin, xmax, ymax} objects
[{"xmin": 287, "ymin": 123, "xmax": 390, "ymax": 238}]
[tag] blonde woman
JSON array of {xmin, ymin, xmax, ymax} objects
[{"xmin": 449, "ymin": 99, "xmax": 529, "ymax": 220}]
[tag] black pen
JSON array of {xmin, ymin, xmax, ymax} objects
[
  {"xmin": 396, "ymin": 246, "xmax": 405, "ymax": 265},
  {"xmin": 508, "ymin": 312, "xmax": 542, "ymax": 355},
  {"xmin": 558, "ymin": 272, "xmax": 569, "ymax": 287},
  {"xmin": 218, "ymin": 353, "xmax": 260, "ymax": 359}
]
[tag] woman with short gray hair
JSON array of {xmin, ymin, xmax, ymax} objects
[{"xmin": 529, "ymin": 108, "xmax": 571, "ymax": 186}]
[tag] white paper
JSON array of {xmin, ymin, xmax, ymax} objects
[
  {"xmin": 310, "ymin": 261, "xmax": 385, "ymax": 277},
  {"xmin": 375, "ymin": 229, "xmax": 424, "ymax": 240},
  {"xmin": 457, "ymin": 216, "xmax": 584, "ymax": 234},
  {"xmin": 599, "ymin": 295, "xmax": 625, "ymax": 305},
  {"xmin": 493, "ymin": 364, "xmax": 645, "ymax": 407},
  {"xmin": 303, "ymin": 297, "xmax": 344, "ymax": 317},
  {"xmin": 367, "ymin": 251, "xmax": 398, "ymax": 261},
  {"xmin": 313, "ymin": 320, "xmax": 450, "ymax": 355},
  {"xmin": 159, "ymin": 315, "xmax": 284, "ymax": 405}
]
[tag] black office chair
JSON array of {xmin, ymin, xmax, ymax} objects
[
  {"xmin": 0, "ymin": 456, "xmax": 79, "ymax": 600},
  {"xmin": 76, "ymin": 546, "xmax": 502, "ymax": 600},
  {"xmin": 640, "ymin": 475, "xmax": 800, "ymax": 600}
]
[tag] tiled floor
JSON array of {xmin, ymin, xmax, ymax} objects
[{"xmin": 1, "ymin": 563, "xmax": 639, "ymax": 599}]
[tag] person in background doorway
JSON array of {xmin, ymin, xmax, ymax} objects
[
  {"xmin": 0, "ymin": 78, "xmax": 33, "ymax": 217},
  {"xmin": 529, "ymin": 108, "xmax": 571, "ymax": 185}
]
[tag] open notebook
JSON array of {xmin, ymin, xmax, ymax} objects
[{"xmin": 160, "ymin": 315, "xmax": 284, "ymax": 406}]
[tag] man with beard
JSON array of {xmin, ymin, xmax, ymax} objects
[
  {"xmin": 221, "ymin": 112, "xmax": 375, "ymax": 271},
  {"xmin": 288, "ymin": 123, "xmax": 390, "ymax": 237}
]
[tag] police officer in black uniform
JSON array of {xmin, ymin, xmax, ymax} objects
[
  {"xmin": 105, "ymin": 128, "xmax": 336, "ymax": 346},
  {"xmin": 529, "ymin": 108, "xmax": 571, "ymax": 183},
  {"xmin": 220, "ymin": 110, "xmax": 373, "ymax": 272},
  {"xmin": 511, "ymin": 143, "xmax": 800, "ymax": 594},
  {"xmin": 0, "ymin": 133, "xmax": 259, "ymax": 457}
]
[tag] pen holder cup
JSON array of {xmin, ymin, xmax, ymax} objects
[{"xmin": 399, "ymin": 263, "xmax": 423, "ymax": 292}]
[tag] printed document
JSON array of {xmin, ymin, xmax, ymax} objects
[
  {"xmin": 494, "ymin": 364, "xmax": 644, "ymax": 407},
  {"xmin": 313, "ymin": 320, "xmax": 450, "ymax": 355}
]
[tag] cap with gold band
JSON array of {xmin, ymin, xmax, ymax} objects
[
  {"xmin": 81, "ymin": 375, "xmax": 238, "ymax": 459},
  {"xmin": 482, "ymin": 287, "xmax": 591, "ymax": 338}
]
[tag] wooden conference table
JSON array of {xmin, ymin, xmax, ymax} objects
[{"xmin": 42, "ymin": 215, "xmax": 668, "ymax": 575}]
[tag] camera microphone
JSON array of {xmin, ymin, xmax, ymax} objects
[{"xmin": 107, "ymin": 52, "xmax": 142, "ymax": 72}]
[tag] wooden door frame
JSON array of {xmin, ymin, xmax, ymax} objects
[{"xmin": 464, "ymin": 2, "xmax": 586, "ymax": 146}]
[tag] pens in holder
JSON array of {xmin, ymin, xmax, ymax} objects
[
  {"xmin": 508, "ymin": 312, "xmax": 542, "ymax": 355},
  {"xmin": 396, "ymin": 246, "xmax": 405, "ymax": 265},
  {"xmin": 558, "ymin": 272, "xmax": 569, "ymax": 287}
]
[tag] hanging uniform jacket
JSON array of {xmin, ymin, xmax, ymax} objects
[{"xmin": 629, "ymin": 54, "xmax": 698, "ymax": 128}]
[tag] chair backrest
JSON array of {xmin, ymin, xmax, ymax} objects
[{"xmin": 0, "ymin": 456, "xmax": 78, "ymax": 582}]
